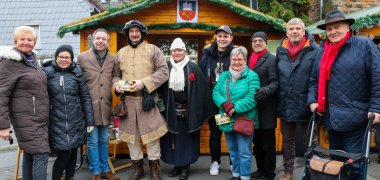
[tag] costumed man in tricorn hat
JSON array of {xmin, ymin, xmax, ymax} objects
[
  {"xmin": 308, "ymin": 10, "xmax": 380, "ymax": 179},
  {"xmin": 112, "ymin": 20, "xmax": 169, "ymax": 180}
]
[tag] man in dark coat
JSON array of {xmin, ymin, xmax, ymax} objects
[
  {"xmin": 199, "ymin": 25, "xmax": 234, "ymax": 175},
  {"xmin": 248, "ymin": 32, "xmax": 278, "ymax": 180},
  {"xmin": 308, "ymin": 10, "xmax": 380, "ymax": 179},
  {"xmin": 276, "ymin": 18, "xmax": 320, "ymax": 180}
]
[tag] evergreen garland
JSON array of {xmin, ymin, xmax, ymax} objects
[
  {"xmin": 351, "ymin": 14, "xmax": 380, "ymax": 31},
  {"xmin": 57, "ymin": 0, "xmax": 286, "ymax": 38},
  {"xmin": 63, "ymin": 23, "xmax": 277, "ymax": 36}
]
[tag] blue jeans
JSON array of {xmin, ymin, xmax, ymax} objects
[
  {"xmin": 225, "ymin": 131, "xmax": 254, "ymax": 179},
  {"xmin": 328, "ymin": 128, "xmax": 367, "ymax": 180},
  {"xmin": 22, "ymin": 152, "xmax": 49, "ymax": 180},
  {"xmin": 87, "ymin": 125, "xmax": 110, "ymax": 175}
]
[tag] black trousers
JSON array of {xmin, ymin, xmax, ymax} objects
[
  {"xmin": 52, "ymin": 148, "xmax": 78, "ymax": 180},
  {"xmin": 208, "ymin": 115, "xmax": 231, "ymax": 164},
  {"xmin": 208, "ymin": 115, "xmax": 223, "ymax": 164},
  {"xmin": 253, "ymin": 128, "xmax": 276, "ymax": 179}
]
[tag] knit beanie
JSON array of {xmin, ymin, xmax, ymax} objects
[
  {"xmin": 170, "ymin": 38, "xmax": 186, "ymax": 51},
  {"xmin": 55, "ymin": 45, "xmax": 74, "ymax": 61},
  {"xmin": 251, "ymin": 31, "xmax": 268, "ymax": 44}
]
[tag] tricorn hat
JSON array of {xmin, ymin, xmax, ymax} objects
[{"xmin": 317, "ymin": 10, "xmax": 355, "ymax": 30}]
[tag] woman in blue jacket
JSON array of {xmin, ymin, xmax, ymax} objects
[
  {"xmin": 43, "ymin": 45, "xmax": 95, "ymax": 180},
  {"xmin": 213, "ymin": 46, "xmax": 260, "ymax": 180}
]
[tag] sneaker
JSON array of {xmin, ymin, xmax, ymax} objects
[{"xmin": 209, "ymin": 161, "xmax": 220, "ymax": 175}]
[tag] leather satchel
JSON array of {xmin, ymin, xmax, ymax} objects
[
  {"xmin": 309, "ymin": 155, "xmax": 344, "ymax": 175},
  {"xmin": 233, "ymin": 117, "xmax": 255, "ymax": 136}
]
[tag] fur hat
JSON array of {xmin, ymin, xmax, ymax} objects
[
  {"xmin": 170, "ymin": 38, "xmax": 186, "ymax": 51},
  {"xmin": 251, "ymin": 31, "xmax": 268, "ymax": 44},
  {"xmin": 55, "ymin": 45, "xmax": 74, "ymax": 61}
]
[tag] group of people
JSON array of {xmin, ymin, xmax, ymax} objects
[{"xmin": 0, "ymin": 9, "xmax": 380, "ymax": 180}]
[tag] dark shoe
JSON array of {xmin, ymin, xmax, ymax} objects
[
  {"xmin": 230, "ymin": 177, "xmax": 240, "ymax": 180},
  {"xmin": 92, "ymin": 174, "xmax": 101, "ymax": 180},
  {"xmin": 168, "ymin": 166, "xmax": 181, "ymax": 177},
  {"xmin": 64, "ymin": 177, "xmax": 74, "ymax": 180},
  {"xmin": 128, "ymin": 159, "xmax": 145, "ymax": 180},
  {"xmin": 100, "ymin": 171, "xmax": 120, "ymax": 180},
  {"xmin": 251, "ymin": 171, "xmax": 265, "ymax": 179},
  {"xmin": 377, "ymin": 157, "xmax": 380, "ymax": 164},
  {"xmin": 149, "ymin": 160, "xmax": 162, "ymax": 180},
  {"xmin": 179, "ymin": 165, "xmax": 189, "ymax": 180}
]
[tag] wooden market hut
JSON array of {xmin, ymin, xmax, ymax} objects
[{"xmin": 58, "ymin": 0, "xmax": 287, "ymax": 154}]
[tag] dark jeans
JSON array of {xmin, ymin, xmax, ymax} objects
[
  {"xmin": 328, "ymin": 128, "xmax": 367, "ymax": 180},
  {"xmin": 22, "ymin": 152, "xmax": 49, "ymax": 180},
  {"xmin": 281, "ymin": 120, "xmax": 309, "ymax": 175},
  {"xmin": 52, "ymin": 148, "xmax": 78, "ymax": 180},
  {"xmin": 253, "ymin": 128, "xmax": 276, "ymax": 179},
  {"xmin": 375, "ymin": 124, "xmax": 380, "ymax": 157}
]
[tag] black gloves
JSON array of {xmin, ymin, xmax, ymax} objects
[
  {"xmin": 222, "ymin": 102, "xmax": 235, "ymax": 115},
  {"xmin": 254, "ymin": 88, "xmax": 266, "ymax": 103},
  {"xmin": 142, "ymin": 90, "xmax": 155, "ymax": 112}
]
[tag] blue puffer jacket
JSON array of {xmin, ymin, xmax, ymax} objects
[
  {"xmin": 43, "ymin": 60, "xmax": 95, "ymax": 151},
  {"xmin": 277, "ymin": 35, "xmax": 320, "ymax": 122},
  {"xmin": 213, "ymin": 67, "xmax": 260, "ymax": 132},
  {"xmin": 308, "ymin": 36, "xmax": 380, "ymax": 131}
]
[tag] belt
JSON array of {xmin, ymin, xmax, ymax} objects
[
  {"xmin": 125, "ymin": 91, "xmax": 143, "ymax": 97},
  {"xmin": 175, "ymin": 103, "xmax": 187, "ymax": 118}
]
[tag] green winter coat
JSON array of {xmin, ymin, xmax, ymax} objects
[{"xmin": 212, "ymin": 67, "xmax": 260, "ymax": 132}]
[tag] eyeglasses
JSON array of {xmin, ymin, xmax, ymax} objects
[
  {"xmin": 252, "ymin": 39, "xmax": 265, "ymax": 43},
  {"xmin": 57, "ymin": 56, "xmax": 71, "ymax": 60}
]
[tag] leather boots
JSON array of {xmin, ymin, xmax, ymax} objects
[
  {"xmin": 128, "ymin": 159, "xmax": 144, "ymax": 180},
  {"xmin": 149, "ymin": 160, "xmax": 162, "ymax": 180}
]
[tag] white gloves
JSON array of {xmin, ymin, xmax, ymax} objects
[{"xmin": 87, "ymin": 126, "xmax": 94, "ymax": 133}]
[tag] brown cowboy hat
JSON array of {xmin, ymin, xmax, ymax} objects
[{"xmin": 317, "ymin": 10, "xmax": 355, "ymax": 30}]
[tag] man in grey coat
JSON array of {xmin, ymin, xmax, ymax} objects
[{"xmin": 77, "ymin": 29, "xmax": 119, "ymax": 180}]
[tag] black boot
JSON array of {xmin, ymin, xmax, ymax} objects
[
  {"xmin": 128, "ymin": 159, "xmax": 144, "ymax": 180},
  {"xmin": 179, "ymin": 165, "xmax": 189, "ymax": 180},
  {"xmin": 168, "ymin": 166, "xmax": 181, "ymax": 177}
]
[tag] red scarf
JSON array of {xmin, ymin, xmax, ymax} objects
[
  {"xmin": 317, "ymin": 31, "xmax": 351, "ymax": 113},
  {"xmin": 249, "ymin": 49, "xmax": 267, "ymax": 69},
  {"xmin": 287, "ymin": 36, "xmax": 307, "ymax": 62}
]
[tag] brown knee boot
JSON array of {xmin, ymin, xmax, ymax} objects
[
  {"xmin": 128, "ymin": 159, "xmax": 144, "ymax": 180},
  {"xmin": 149, "ymin": 160, "xmax": 162, "ymax": 180}
]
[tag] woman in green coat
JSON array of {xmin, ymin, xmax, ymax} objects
[{"xmin": 212, "ymin": 46, "xmax": 260, "ymax": 180}]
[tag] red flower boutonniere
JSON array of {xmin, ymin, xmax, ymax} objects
[{"xmin": 189, "ymin": 72, "xmax": 195, "ymax": 81}]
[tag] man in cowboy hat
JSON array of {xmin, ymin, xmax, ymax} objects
[{"xmin": 308, "ymin": 10, "xmax": 380, "ymax": 179}]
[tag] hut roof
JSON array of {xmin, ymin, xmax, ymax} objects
[{"xmin": 57, "ymin": 0, "xmax": 286, "ymax": 38}]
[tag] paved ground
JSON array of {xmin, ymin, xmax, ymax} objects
[{"xmin": 0, "ymin": 147, "xmax": 379, "ymax": 180}]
